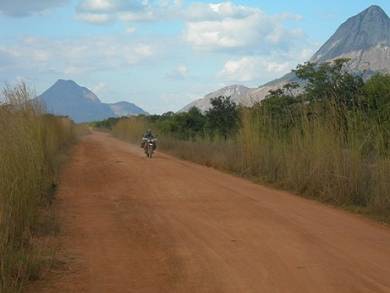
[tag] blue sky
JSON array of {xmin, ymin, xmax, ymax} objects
[{"xmin": 0, "ymin": 0, "xmax": 389, "ymax": 113}]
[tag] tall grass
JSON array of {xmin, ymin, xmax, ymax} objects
[
  {"xmin": 112, "ymin": 117, "xmax": 150, "ymax": 144},
  {"xmin": 0, "ymin": 84, "xmax": 75, "ymax": 292},
  {"xmin": 238, "ymin": 102, "xmax": 390, "ymax": 217},
  {"xmin": 111, "ymin": 101, "xmax": 390, "ymax": 221}
]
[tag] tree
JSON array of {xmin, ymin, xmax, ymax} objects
[
  {"xmin": 363, "ymin": 74, "xmax": 390, "ymax": 112},
  {"xmin": 262, "ymin": 84, "xmax": 300, "ymax": 129},
  {"xmin": 153, "ymin": 107, "xmax": 206, "ymax": 139},
  {"xmin": 363, "ymin": 74, "xmax": 390, "ymax": 133},
  {"xmin": 185, "ymin": 107, "xmax": 207, "ymax": 138},
  {"xmin": 294, "ymin": 58, "xmax": 364, "ymax": 108},
  {"xmin": 206, "ymin": 96, "xmax": 239, "ymax": 139}
]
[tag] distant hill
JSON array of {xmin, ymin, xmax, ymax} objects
[
  {"xmin": 182, "ymin": 5, "xmax": 390, "ymax": 112},
  {"xmin": 38, "ymin": 80, "xmax": 148, "ymax": 123},
  {"xmin": 108, "ymin": 101, "xmax": 147, "ymax": 117},
  {"xmin": 181, "ymin": 85, "xmax": 252, "ymax": 112}
]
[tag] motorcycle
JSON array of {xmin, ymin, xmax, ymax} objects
[{"xmin": 143, "ymin": 137, "xmax": 157, "ymax": 158}]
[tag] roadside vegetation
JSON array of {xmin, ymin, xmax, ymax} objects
[
  {"xmin": 98, "ymin": 59, "xmax": 390, "ymax": 221},
  {"xmin": 0, "ymin": 84, "xmax": 76, "ymax": 292}
]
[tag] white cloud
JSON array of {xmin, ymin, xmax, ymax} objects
[
  {"xmin": 218, "ymin": 47, "xmax": 315, "ymax": 84},
  {"xmin": 177, "ymin": 65, "xmax": 188, "ymax": 76},
  {"xmin": 133, "ymin": 44, "xmax": 153, "ymax": 57},
  {"xmin": 75, "ymin": 1, "xmax": 308, "ymax": 55},
  {"xmin": 0, "ymin": 37, "xmax": 156, "ymax": 77},
  {"xmin": 184, "ymin": 2, "xmax": 255, "ymax": 21},
  {"xmin": 76, "ymin": 12, "xmax": 113, "ymax": 24},
  {"xmin": 126, "ymin": 27, "xmax": 136, "ymax": 34},
  {"xmin": 0, "ymin": 47, "xmax": 20, "ymax": 64},
  {"xmin": 76, "ymin": 0, "xmax": 148, "ymax": 24},
  {"xmin": 183, "ymin": 2, "xmax": 305, "ymax": 52},
  {"xmin": 218, "ymin": 57, "xmax": 288, "ymax": 82},
  {"xmin": 118, "ymin": 10, "xmax": 155, "ymax": 22},
  {"xmin": 76, "ymin": 0, "xmax": 181, "ymax": 24},
  {"xmin": 78, "ymin": 0, "xmax": 117, "ymax": 12},
  {"xmin": 92, "ymin": 82, "xmax": 109, "ymax": 96},
  {"xmin": 166, "ymin": 65, "xmax": 189, "ymax": 80},
  {"xmin": 0, "ymin": 0, "xmax": 67, "ymax": 16},
  {"xmin": 83, "ymin": 0, "xmax": 151, "ymax": 13}
]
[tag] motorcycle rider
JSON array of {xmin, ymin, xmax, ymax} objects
[
  {"xmin": 141, "ymin": 129, "xmax": 157, "ymax": 150},
  {"xmin": 143, "ymin": 129, "xmax": 154, "ymax": 139}
]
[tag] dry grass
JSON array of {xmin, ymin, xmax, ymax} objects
[
  {"xmin": 112, "ymin": 117, "xmax": 150, "ymax": 144},
  {"xmin": 237, "ymin": 104, "xmax": 390, "ymax": 219},
  {"xmin": 0, "ymin": 83, "xmax": 75, "ymax": 292}
]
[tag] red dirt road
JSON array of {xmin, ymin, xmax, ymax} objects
[{"xmin": 34, "ymin": 132, "xmax": 390, "ymax": 292}]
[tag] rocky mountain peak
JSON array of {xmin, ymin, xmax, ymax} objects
[
  {"xmin": 55, "ymin": 79, "xmax": 78, "ymax": 86},
  {"xmin": 311, "ymin": 5, "xmax": 390, "ymax": 62},
  {"xmin": 362, "ymin": 5, "xmax": 387, "ymax": 18},
  {"xmin": 47, "ymin": 79, "xmax": 100, "ymax": 103}
]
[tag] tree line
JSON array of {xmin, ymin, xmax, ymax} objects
[{"xmin": 97, "ymin": 58, "xmax": 390, "ymax": 153}]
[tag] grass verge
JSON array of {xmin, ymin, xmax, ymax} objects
[{"xmin": 0, "ymin": 83, "xmax": 77, "ymax": 292}]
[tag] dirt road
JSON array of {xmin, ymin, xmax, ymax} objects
[{"xmin": 33, "ymin": 132, "xmax": 390, "ymax": 293}]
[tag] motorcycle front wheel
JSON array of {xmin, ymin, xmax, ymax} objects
[{"xmin": 147, "ymin": 145, "xmax": 153, "ymax": 158}]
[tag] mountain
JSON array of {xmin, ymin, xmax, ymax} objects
[
  {"xmin": 182, "ymin": 5, "xmax": 390, "ymax": 112},
  {"xmin": 311, "ymin": 5, "xmax": 390, "ymax": 73},
  {"xmin": 181, "ymin": 85, "xmax": 252, "ymax": 112},
  {"xmin": 312, "ymin": 5, "xmax": 390, "ymax": 59},
  {"xmin": 108, "ymin": 101, "xmax": 147, "ymax": 117},
  {"xmin": 38, "ymin": 80, "xmax": 111, "ymax": 123},
  {"xmin": 38, "ymin": 80, "xmax": 148, "ymax": 123}
]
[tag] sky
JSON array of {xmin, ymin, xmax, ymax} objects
[{"xmin": 0, "ymin": 0, "xmax": 389, "ymax": 113}]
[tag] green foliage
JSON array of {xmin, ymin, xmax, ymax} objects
[
  {"xmin": 154, "ymin": 107, "xmax": 207, "ymax": 140},
  {"xmin": 294, "ymin": 58, "xmax": 364, "ymax": 107},
  {"xmin": 363, "ymin": 74, "xmax": 390, "ymax": 116},
  {"xmin": 108, "ymin": 99, "xmax": 238, "ymax": 141},
  {"xmin": 261, "ymin": 84, "xmax": 302, "ymax": 131},
  {"xmin": 93, "ymin": 117, "xmax": 122, "ymax": 129},
  {"xmin": 361, "ymin": 74, "xmax": 390, "ymax": 154},
  {"xmin": 206, "ymin": 96, "xmax": 239, "ymax": 139}
]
